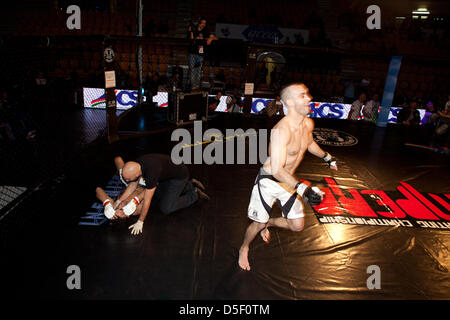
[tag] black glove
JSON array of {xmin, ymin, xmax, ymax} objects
[{"xmin": 296, "ymin": 183, "xmax": 325, "ymax": 206}]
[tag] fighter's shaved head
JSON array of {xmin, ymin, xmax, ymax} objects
[{"xmin": 280, "ymin": 83, "xmax": 306, "ymax": 105}]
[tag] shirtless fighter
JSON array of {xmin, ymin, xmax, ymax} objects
[{"xmin": 238, "ymin": 83, "xmax": 338, "ymax": 271}]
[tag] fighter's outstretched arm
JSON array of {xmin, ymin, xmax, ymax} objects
[
  {"xmin": 127, "ymin": 187, "xmax": 156, "ymax": 235},
  {"xmin": 308, "ymin": 141, "xmax": 338, "ymax": 171},
  {"xmin": 137, "ymin": 187, "xmax": 156, "ymax": 223},
  {"xmin": 117, "ymin": 181, "xmax": 138, "ymax": 207},
  {"xmin": 307, "ymin": 122, "xmax": 338, "ymax": 171}
]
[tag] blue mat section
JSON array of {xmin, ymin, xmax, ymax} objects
[{"xmin": 78, "ymin": 175, "xmax": 125, "ymax": 226}]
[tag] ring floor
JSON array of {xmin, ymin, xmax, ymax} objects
[{"xmin": 1, "ymin": 106, "xmax": 449, "ymax": 300}]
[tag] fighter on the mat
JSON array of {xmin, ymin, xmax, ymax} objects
[
  {"xmin": 238, "ymin": 82, "xmax": 338, "ymax": 271},
  {"xmin": 96, "ymin": 153, "xmax": 209, "ymax": 235}
]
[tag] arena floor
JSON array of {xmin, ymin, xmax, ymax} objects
[{"xmin": 1, "ymin": 105, "xmax": 449, "ymax": 300}]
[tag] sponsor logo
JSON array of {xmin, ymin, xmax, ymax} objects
[
  {"xmin": 313, "ymin": 178, "xmax": 450, "ymax": 230},
  {"xmin": 90, "ymin": 96, "xmax": 106, "ymax": 107},
  {"xmin": 310, "ymin": 102, "xmax": 346, "ymax": 119},
  {"xmin": 84, "ymin": 88, "xmax": 146, "ymax": 110},
  {"xmin": 242, "ymin": 26, "xmax": 283, "ymax": 43},
  {"xmin": 313, "ymin": 128, "xmax": 358, "ymax": 146}
]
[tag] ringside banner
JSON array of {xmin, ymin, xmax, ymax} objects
[
  {"xmin": 83, "ymin": 88, "xmax": 147, "ymax": 110},
  {"xmin": 83, "ymin": 88, "xmax": 426, "ymax": 123},
  {"xmin": 215, "ymin": 23, "xmax": 309, "ymax": 44}
]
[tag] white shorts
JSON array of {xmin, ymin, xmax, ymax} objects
[{"xmin": 247, "ymin": 168, "xmax": 305, "ymax": 223}]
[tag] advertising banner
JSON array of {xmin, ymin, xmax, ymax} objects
[
  {"xmin": 215, "ymin": 23, "xmax": 309, "ymax": 44},
  {"xmin": 313, "ymin": 177, "xmax": 450, "ymax": 230},
  {"xmin": 83, "ymin": 88, "xmax": 147, "ymax": 110},
  {"xmin": 84, "ymin": 88, "xmax": 426, "ymax": 123}
]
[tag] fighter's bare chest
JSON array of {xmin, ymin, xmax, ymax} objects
[{"xmin": 287, "ymin": 128, "xmax": 309, "ymax": 156}]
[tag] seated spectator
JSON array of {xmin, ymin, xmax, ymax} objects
[
  {"xmin": 209, "ymin": 91, "xmax": 222, "ymax": 112},
  {"xmin": 433, "ymin": 95, "xmax": 450, "ymax": 140},
  {"xmin": 421, "ymin": 101, "xmax": 438, "ymax": 127},
  {"xmin": 347, "ymin": 92, "xmax": 367, "ymax": 120},
  {"xmin": 226, "ymin": 94, "xmax": 242, "ymax": 113},
  {"xmin": 397, "ymin": 98, "xmax": 421, "ymax": 126},
  {"xmin": 362, "ymin": 93, "xmax": 380, "ymax": 122}
]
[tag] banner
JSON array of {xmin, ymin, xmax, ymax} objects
[
  {"xmin": 84, "ymin": 88, "xmax": 427, "ymax": 124},
  {"xmin": 251, "ymin": 98, "xmax": 427, "ymax": 124},
  {"xmin": 313, "ymin": 178, "xmax": 450, "ymax": 230},
  {"xmin": 215, "ymin": 23, "xmax": 309, "ymax": 44},
  {"xmin": 83, "ymin": 88, "xmax": 147, "ymax": 110}
]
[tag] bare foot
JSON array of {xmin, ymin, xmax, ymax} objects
[
  {"xmin": 260, "ymin": 227, "xmax": 270, "ymax": 244},
  {"xmin": 238, "ymin": 247, "xmax": 251, "ymax": 271}
]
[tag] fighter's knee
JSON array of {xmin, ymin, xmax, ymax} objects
[
  {"xmin": 254, "ymin": 221, "xmax": 267, "ymax": 229},
  {"xmin": 288, "ymin": 219, "xmax": 304, "ymax": 232},
  {"xmin": 95, "ymin": 187, "xmax": 102, "ymax": 194}
]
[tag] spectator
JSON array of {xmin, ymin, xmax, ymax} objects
[
  {"xmin": 422, "ymin": 101, "xmax": 438, "ymax": 127},
  {"xmin": 188, "ymin": 18, "xmax": 218, "ymax": 91},
  {"xmin": 347, "ymin": 92, "xmax": 367, "ymax": 120},
  {"xmin": 209, "ymin": 91, "xmax": 222, "ymax": 112},
  {"xmin": 226, "ymin": 94, "xmax": 242, "ymax": 113},
  {"xmin": 433, "ymin": 95, "xmax": 450, "ymax": 141},
  {"xmin": 397, "ymin": 98, "xmax": 421, "ymax": 126},
  {"xmin": 362, "ymin": 93, "xmax": 380, "ymax": 122}
]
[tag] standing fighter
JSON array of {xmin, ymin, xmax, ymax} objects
[{"xmin": 238, "ymin": 83, "xmax": 338, "ymax": 271}]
